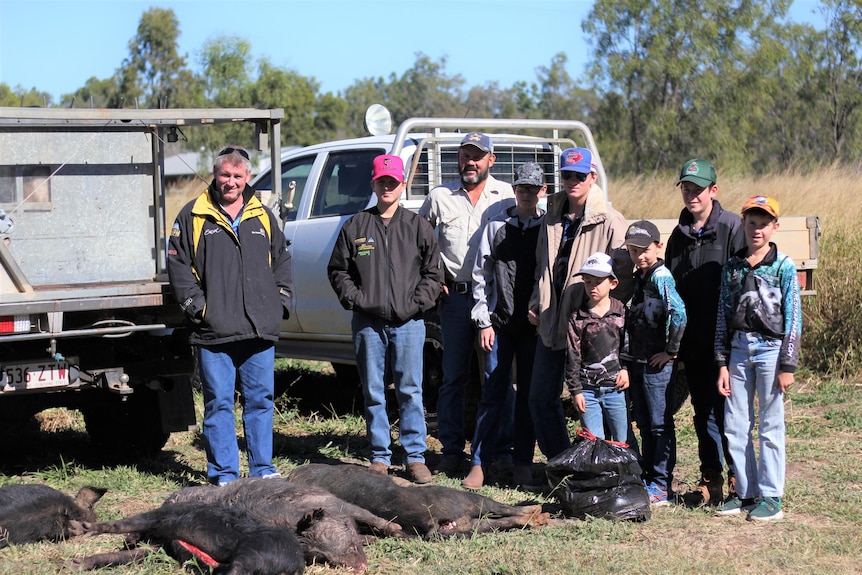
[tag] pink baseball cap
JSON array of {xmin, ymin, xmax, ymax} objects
[{"xmin": 371, "ymin": 154, "xmax": 405, "ymax": 182}]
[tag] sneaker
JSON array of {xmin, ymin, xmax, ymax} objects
[
  {"xmin": 715, "ymin": 495, "xmax": 757, "ymax": 516},
  {"xmin": 647, "ymin": 483, "xmax": 670, "ymax": 507},
  {"xmin": 747, "ymin": 497, "xmax": 784, "ymax": 522},
  {"xmin": 368, "ymin": 461, "xmax": 389, "ymax": 475},
  {"xmin": 461, "ymin": 465, "xmax": 484, "ymax": 490},
  {"xmin": 406, "ymin": 462, "xmax": 433, "ymax": 484},
  {"xmin": 261, "ymin": 472, "xmax": 282, "ymax": 480}
]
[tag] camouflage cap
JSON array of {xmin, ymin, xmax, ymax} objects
[{"xmin": 513, "ymin": 162, "xmax": 545, "ymax": 186}]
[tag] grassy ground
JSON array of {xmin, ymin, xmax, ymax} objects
[{"xmin": 0, "ymin": 359, "xmax": 860, "ymax": 575}]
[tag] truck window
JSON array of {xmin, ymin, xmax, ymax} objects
[
  {"xmin": 255, "ymin": 157, "xmax": 314, "ymax": 223},
  {"xmin": 311, "ymin": 151, "xmax": 377, "ymax": 218}
]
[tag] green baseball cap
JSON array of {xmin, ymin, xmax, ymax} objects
[{"xmin": 677, "ymin": 158, "xmax": 716, "ymax": 187}]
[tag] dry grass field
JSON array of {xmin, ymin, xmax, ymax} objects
[{"xmin": 1, "ymin": 170, "xmax": 859, "ymax": 574}]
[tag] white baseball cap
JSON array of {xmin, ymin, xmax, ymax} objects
[{"xmin": 577, "ymin": 252, "xmax": 616, "ymax": 279}]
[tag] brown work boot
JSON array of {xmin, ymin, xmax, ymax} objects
[
  {"xmin": 368, "ymin": 461, "xmax": 389, "ymax": 475},
  {"xmin": 461, "ymin": 465, "xmax": 484, "ymax": 490},
  {"xmin": 683, "ymin": 470, "xmax": 724, "ymax": 507},
  {"xmin": 407, "ymin": 462, "xmax": 433, "ymax": 484}
]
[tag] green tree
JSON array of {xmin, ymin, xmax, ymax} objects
[
  {"xmin": 59, "ymin": 77, "xmax": 118, "ymax": 108},
  {"xmin": 250, "ymin": 59, "xmax": 319, "ymax": 146},
  {"xmin": 817, "ymin": 0, "xmax": 862, "ymax": 164},
  {"xmin": 0, "ymin": 84, "xmax": 52, "ymax": 107},
  {"xmin": 343, "ymin": 53, "xmax": 465, "ymax": 132},
  {"xmin": 584, "ymin": 0, "xmax": 793, "ymax": 175},
  {"xmin": 121, "ymin": 7, "xmax": 188, "ymax": 108},
  {"xmin": 313, "ymin": 92, "xmax": 348, "ymax": 141}
]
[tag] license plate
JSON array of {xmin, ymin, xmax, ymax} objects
[{"xmin": 2, "ymin": 361, "xmax": 71, "ymax": 391}]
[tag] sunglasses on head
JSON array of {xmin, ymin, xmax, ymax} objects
[
  {"xmin": 561, "ymin": 171, "xmax": 589, "ymax": 182},
  {"xmin": 218, "ymin": 147, "xmax": 250, "ymax": 160}
]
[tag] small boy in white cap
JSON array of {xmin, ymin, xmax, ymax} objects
[
  {"xmin": 624, "ymin": 220, "xmax": 687, "ymax": 506},
  {"xmin": 564, "ymin": 252, "xmax": 631, "ymax": 443}
]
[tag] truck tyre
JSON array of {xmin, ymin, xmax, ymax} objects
[{"xmin": 82, "ymin": 389, "xmax": 169, "ymax": 458}]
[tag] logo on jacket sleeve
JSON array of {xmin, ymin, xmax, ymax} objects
[{"xmin": 354, "ymin": 236, "xmax": 375, "ymax": 256}]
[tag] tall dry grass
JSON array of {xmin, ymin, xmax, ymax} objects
[{"xmin": 608, "ymin": 166, "xmax": 861, "ymax": 226}]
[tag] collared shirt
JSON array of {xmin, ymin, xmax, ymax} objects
[{"xmin": 419, "ymin": 174, "xmax": 515, "ymax": 282}]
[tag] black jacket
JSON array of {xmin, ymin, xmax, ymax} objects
[
  {"xmin": 328, "ymin": 206, "xmax": 442, "ymax": 323},
  {"xmin": 664, "ymin": 200, "xmax": 746, "ymax": 355},
  {"xmin": 167, "ymin": 182, "xmax": 293, "ymax": 345}
]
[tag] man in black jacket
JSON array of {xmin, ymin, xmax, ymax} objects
[
  {"xmin": 328, "ymin": 154, "xmax": 442, "ymax": 484},
  {"xmin": 168, "ymin": 146, "xmax": 293, "ymax": 486},
  {"xmin": 664, "ymin": 158, "xmax": 746, "ymax": 506}
]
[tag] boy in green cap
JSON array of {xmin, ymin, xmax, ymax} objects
[{"xmin": 664, "ymin": 159, "xmax": 746, "ymax": 506}]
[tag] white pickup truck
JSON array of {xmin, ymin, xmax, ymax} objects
[{"xmin": 253, "ymin": 108, "xmax": 819, "ymax": 416}]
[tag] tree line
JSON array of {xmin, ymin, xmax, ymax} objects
[{"xmin": 1, "ymin": 0, "xmax": 859, "ymax": 178}]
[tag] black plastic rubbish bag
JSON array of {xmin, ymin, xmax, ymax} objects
[{"xmin": 545, "ymin": 428, "xmax": 651, "ymax": 521}]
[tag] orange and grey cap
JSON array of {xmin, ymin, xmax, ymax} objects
[{"xmin": 741, "ymin": 195, "xmax": 779, "ymax": 218}]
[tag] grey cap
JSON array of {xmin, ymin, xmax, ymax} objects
[
  {"xmin": 513, "ymin": 162, "xmax": 545, "ymax": 186},
  {"xmin": 460, "ymin": 132, "xmax": 493, "ymax": 153},
  {"xmin": 624, "ymin": 220, "xmax": 662, "ymax": 248}
]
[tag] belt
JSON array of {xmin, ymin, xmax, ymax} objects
[{"xmin": 449, "ymin": 281, "xmax": 471, "ymax": 295}]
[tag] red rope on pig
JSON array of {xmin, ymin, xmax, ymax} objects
[{"xmin": 176, "ymin": 539, "xmax": 220, "ymax": 568}]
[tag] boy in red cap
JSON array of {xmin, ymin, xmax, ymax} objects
[{"xmin": 328, "ymin": 154, "xmax": 443, "ymax": 484}]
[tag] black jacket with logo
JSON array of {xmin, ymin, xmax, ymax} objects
[
  {"xmin": 664, "ymin": 200, "xmax": 746, "ymax": 356},
  {"xmin": 167, "ymin": 182, "xmax": 293, "ymax": 345},
  {"xmin": 328, "ymin": 206, "xmax": 442, "ymax": 324}
]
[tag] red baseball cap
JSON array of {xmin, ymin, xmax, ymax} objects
[{"xmin": 371, "ymin": 154, "xmax": 405, "ymax": 182}]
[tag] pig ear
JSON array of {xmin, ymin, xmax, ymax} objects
[
  {"xmin": 297, "ymin": 508, "xmax": 326, "ymax": 533},
  {"xmin": 76, "ymin": 486, "xmax": 108, "ymax": 507}
]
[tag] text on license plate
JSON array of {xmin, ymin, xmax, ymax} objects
[{"xmin": 2, "ymin": 361, "xmax": 71, "ymax": 391}]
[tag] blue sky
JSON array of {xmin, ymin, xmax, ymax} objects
[{"xmin": 0, "ymin": 0, "xmax": 825, "ymax": 104}]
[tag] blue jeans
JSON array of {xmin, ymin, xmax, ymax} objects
[
  {"xmin": 198, "ymin": 340, "xmax": 277, "ymax": 485},
  {"xmin": 681, "ymin": 347, "xmax": 732, "ymax": 477},
  {"xmin": 528, "ymin": 340, "xmax": 570, "ymax": 459},
  {"xmin": 353, "ymin": 314, "xmax": 427, "ymax": 465},
  {"xmin": 471, "ymin": 330, "xmax": 536, "ymax": 467},
  {"xmin": 629, "ymin": 361, "xmax": 676, "ymax": 491},
  {"xmin": 580, "ymin": 385, "xmax": 631, "ymax": 443},
  {"xmin": 724, "ymin": 331, "xmax": 785, "ymax": 499},
  {"xmin": 437, "ymin": 290, "xmax": 477, "ymax": 458}
]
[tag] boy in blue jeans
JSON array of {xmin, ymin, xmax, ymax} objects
[
  {"xmin": 565, "ymin": 252, "xmax": 631, "ymax": 443},
  {"xmin": 623, "ymin": 220, "xmax": 687, "ymax": 506},
  {"xmin": 715, "ymin": 196, "xmax": 801, "ymax": 521},
  {"xmin": 465, "ymin": 162, "xmax": 546, "ymax": 490}
]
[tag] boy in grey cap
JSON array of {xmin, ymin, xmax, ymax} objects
[{"xmin": 464, "ymin": 161, "xmax": 546, "ymax": 489}]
